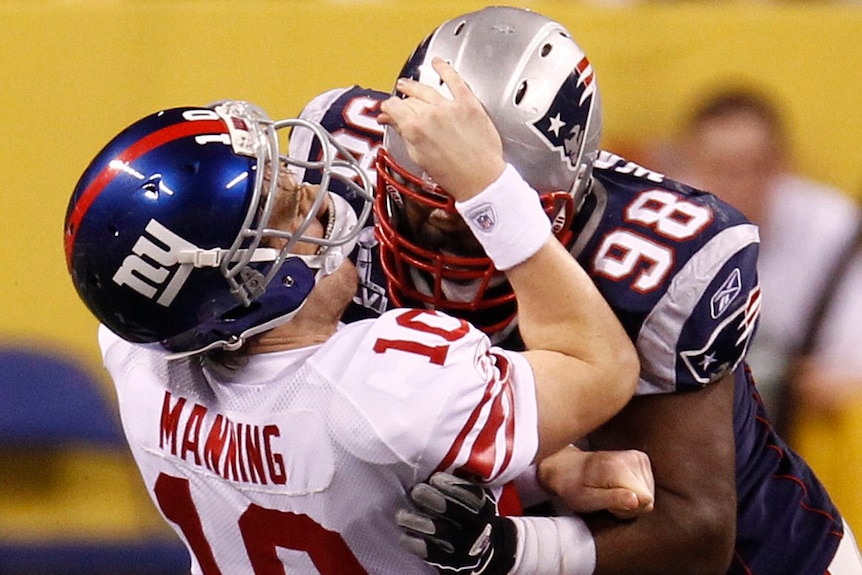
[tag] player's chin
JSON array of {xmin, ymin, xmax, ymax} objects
[{"xmin": 327, "ymin": 259, "xmax": 360, "ymax": 310}]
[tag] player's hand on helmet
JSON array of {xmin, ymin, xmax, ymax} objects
[
  {"xmin": 538, "ymin": 445, "xmax": 655, "ymax": 519},
  {"xmin": 378, "ymin": 57, "xmax": 506, "ymax": 202},
  {"xmin": 396, "ymin": 472, "xmax": 517, "ymax": 575}
]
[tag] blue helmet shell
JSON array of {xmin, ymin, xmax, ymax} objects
[{"xmin": 64, "ymin": 106, "xmax": 315, "ymax": 350}]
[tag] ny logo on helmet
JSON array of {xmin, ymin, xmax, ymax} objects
[{"xmin": 112, "ymin": 219, "xmax": 198, "ymax": 307}]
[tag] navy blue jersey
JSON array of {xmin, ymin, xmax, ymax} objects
[
  {"xmin": 291, "ymin": 86, "xmax": 845, "ymax": 574},
  {"xmin": 576, "ymin": 152, "xmax": 761, "ymax": 394},
  {"xmin": 288, "ymin": 87, "xmax": 390, "ymax": 322}
]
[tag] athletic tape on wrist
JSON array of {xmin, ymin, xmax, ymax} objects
[
  {"xmin": 508, "ymin": 515, "xmax": 596, "ymax": 575},
  {"xmin": 454, "ymin": 164, "xmax": 552, "ymax": 271}
]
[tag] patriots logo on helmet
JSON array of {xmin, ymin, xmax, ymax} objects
[{"xmin": 531, "ymin": 57, "xmax": 595, "ymax": 170}]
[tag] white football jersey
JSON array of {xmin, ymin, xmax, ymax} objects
[{"xmin": 99, "ymin": 308, "xmax": 539, "ymax": 575}]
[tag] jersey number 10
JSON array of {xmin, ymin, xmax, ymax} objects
[{"xmin": 155, "ymin": 473, "xmax": 368, "ymax": 574}]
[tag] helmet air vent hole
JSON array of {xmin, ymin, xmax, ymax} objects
[
  {"xmin": 515, "ymin": 81, "xmax": 527, "ymax": 105},
  {"xmin": 108, "ymin": 225, "xmax": 119, "ymax": 237},
  {"xmin": 183, "ymin": 162, "xmax": 199, "ymax": 174},
  {"xmin": 541, "ymin": 43, "xmax": 552, "ymax": 57},
  {"xmin": 143, "ymin": 181, "xmax": 158, "ymax": 193},
  {"xmin": 454, "ymin": 21, "xmax": 465, "ymax": 35}
]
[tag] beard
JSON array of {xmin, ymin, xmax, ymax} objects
[{"xmin": 414, "ymin": 220, "xmax": 486, "ymax": 259}]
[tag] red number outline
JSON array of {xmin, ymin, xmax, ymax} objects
[
  {"xmin": 155, "ymin": 473, "xmax": 367, "ymax": 575},
  {"xmin": 373, "ymin": 309, "xmax": 470, "ymax": 365}
]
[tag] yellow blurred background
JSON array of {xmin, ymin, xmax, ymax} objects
[
  {"xmin": 1, "ymin": 0, "xmax": 860, "ymax": 566},
  {"xmin": 3, "ymin": 0, "xmax": 861, "ymax": 367}
]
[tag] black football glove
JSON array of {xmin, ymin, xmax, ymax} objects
[{"xmin": 396, "ymin": 472, "xmax": 518, "ymax": 575}]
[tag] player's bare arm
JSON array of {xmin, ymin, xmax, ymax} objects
[
  {"xmin": 580, "ymin": 370, "xmax": 738, "ymax": 574},
  {"xmin": 379, "ymin": 57, "xmax": 639, "ymax": 461}
]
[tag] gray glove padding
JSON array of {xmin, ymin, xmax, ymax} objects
[{"xmin": 396, "ymin": 472, "xmax": 518, "ymax": 575}]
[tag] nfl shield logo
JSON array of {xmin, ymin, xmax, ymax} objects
[{"xmin": 469, "ymin": 206, "xmax": 497, "ymax": 232}]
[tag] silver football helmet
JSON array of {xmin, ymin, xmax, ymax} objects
[
  {"xmin": 376, "ymin": 6, "xmax": 603, "ymax": 335},
  {"xmin": 382, "ymin": 5, "xmax": 602, "ymax": 208}
]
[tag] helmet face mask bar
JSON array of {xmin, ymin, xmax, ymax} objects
[
  {"xmin": 65, "ymin": 100, "xmax": 373, "ymax": 356},
  {"xmin": 214, "ymin": 101, "xmax": 373, "ymax": 308},
  {"xmin": 375, "ymin": 6, "xmax": 601, "ymax": 336},
  {"xmin": 376, "ymin": 147, "xmax": 570, "ymax": 336}
]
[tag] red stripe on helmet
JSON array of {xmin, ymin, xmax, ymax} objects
[{"xmin": 64, "ymin": 119, "xmax": 227, "ymax": 269}]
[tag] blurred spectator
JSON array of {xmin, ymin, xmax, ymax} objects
[
  {"xmin": 652, "ymin": 84, "xmax": 862, "ymax": 527},
  {"xmin": 790, "ymin": 238, "xmax": 862, "ymax": 530},
  {"xmin": 659, "ymin": 85, "xmax": 862, "ymax": 431}
]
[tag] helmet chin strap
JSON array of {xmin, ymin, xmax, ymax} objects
[
  {"xmin": 165, "ymin": 191, "xmax": 359, "ymax": 360},
  {"xmin": 316, "ymin": 192, "xmax": 359, "ymax": 276},
  {"xmin": 176, "ymin": 192, "xmax": 358, "ymax": 274}
]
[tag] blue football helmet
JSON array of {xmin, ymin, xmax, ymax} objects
[{"xmin": 65, "ymin": 101, "xmax": 373, "ymax": 355}]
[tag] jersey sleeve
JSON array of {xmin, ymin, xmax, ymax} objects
[
  {"xmin": 315, "ymin": 309, "xmax": 539, "ymax": 487},
  {"xmin": 288, "ymin": 87, "xmax": 351, "ymax": 176},
  {"xmin": 585, "ymin": 155, "xmax": 763, "ymax": 395},
  {"xmin": 98, "ymin": 323, "xmax": 156, "ymax": 377},
  {"xmin": 98, "ymin": 323, "xmax": 123, "ymax": 361},
  {"xmin": 637, "ymin": 222, "xmax": 762, "ymax": 393}
]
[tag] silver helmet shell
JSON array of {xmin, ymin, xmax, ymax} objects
[
  {"xmin": 374, "ymin": 7, "xmax": 603, "ymax": 337},
  {"xmin": 384, "ymin": 5, "xmax": 602, "ymax": 205}
]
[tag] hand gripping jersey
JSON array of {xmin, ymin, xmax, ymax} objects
[
  {"xmin": 99, "ymin": 309, "xmax": 538, "ymax": 575},
  {"xmin": 292, "ymin": 86, "xmax": 846, "ymax": 575}
]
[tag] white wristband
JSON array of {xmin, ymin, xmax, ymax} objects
[
  {"xmin": 508, "ymin": 515, "xmax": 596, "ymax": 575},
  {"xmin": 454, "ymin": 163, "xmax": 552, "ymax": 271}
]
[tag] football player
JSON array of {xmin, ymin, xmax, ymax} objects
[
  {"xmin": 64, "ymin": 91, "xmax": 645, "ymax": 573},
  {"xmin": 290, "ymin": 6, "xmax": 862, "ymax": 574}
]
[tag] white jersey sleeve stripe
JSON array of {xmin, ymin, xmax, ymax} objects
[
  {"xmin": 636, "ymin": 223, "xmax": 759, "ymax": 394},
  {"xmin": 435, "ymin": 352, "xmax": 517, "ymax": 482}
]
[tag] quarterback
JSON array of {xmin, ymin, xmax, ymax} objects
[{"xmin": 64, "ymin": 77, "xmax": 644, "ymax": 573}]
